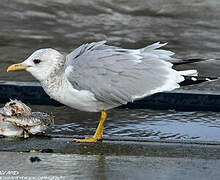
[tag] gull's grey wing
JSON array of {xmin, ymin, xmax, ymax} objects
[{"xmin": 64, "ymin": 41, "xmax": 184, "ymax": 106}]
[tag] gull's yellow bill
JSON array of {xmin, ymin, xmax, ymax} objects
[{"xmin": 7, "ymin": 63, "xmax": 32, "ymax": 72}]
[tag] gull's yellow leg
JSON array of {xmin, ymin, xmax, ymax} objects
[{"xmin": 73, "ymin": 110, "xmax": 107, "ymax": 143}]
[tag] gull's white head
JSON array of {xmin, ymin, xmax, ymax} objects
[{"xmin": 7, "ymin": 48, "xmax": 64, "ymax": 81}]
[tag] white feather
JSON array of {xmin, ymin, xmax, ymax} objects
[{"xmin": 179, "ymin": 70, "xmax": 198, "ymax": 76}]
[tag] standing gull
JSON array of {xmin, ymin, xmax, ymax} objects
[{"xmin": 7, "ymin": 41, "xmax": 195, "ymax": 142}]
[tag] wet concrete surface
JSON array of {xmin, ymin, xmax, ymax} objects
[
  {"xmin": 1, "ymin": 137, "xmax": 220, "ymax": 180},
  {"xmin": 1, "ymin": 153, "xmax": 220, "ymax": 180},
  {"xmin": 1, "ymin": 136, "xmax": 220, "ymax": 158}
]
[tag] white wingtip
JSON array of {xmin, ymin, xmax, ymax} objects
[{"xmin": 178, "ymin": 70, "xmax": 198, "ymax": 76}]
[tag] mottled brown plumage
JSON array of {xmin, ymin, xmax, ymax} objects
[{"xmin": 0, "ymin": 99, "xmax": 54, "ymax": 138}]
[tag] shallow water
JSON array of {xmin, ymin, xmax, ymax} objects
[
  {"xmin": 0, "ymin": 0, "xmax": 220, "ymax": 141},
  {"xmin": 28, "ymin": 105, "xmax": 220, "ymax": 141},
  {"xmin": 2, "ymin": 102, "xmax": 220, "ymax": 141}
]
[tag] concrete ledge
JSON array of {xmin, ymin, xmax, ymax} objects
[
  {"xmin": 0, "ymin": 81, "xmax": 220, "ymax": 111},
  {"xmin": 1, "ymin": 135, "xmax": 220, "ymax": 159}
]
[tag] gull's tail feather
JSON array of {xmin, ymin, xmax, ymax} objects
[{"xmin": 140, "ymin": 42, "xmax": 181, "ymax": 63}]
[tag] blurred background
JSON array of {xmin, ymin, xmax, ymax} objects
[
  {"xmin": 0, "ymin": 0, "xmax": 220, "ymax": 141},
  {"xmin": 1, "ymin": 0, "xmax": 220, "ymax": 81}
]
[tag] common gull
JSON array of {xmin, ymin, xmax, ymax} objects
[{"xmin": 7, "ymin": 41, "xmax": 196, "ymax": 142}]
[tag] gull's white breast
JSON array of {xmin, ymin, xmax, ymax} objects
[{"xmin": 42, "ymin": 75, "xmax": 110, "ymax": 112}]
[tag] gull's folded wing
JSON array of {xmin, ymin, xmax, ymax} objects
[{"xmin": 64, "ymin": 41, "xmax": 184, "ymax": 106}]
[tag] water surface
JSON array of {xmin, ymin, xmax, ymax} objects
[{"xmin": 32, "ymin": 105, "xmax": 220, "ymax": 141}]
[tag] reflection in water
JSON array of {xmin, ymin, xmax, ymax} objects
[{"xmin": 96, "ymin": 155, "xmax": 105, "ymax": 180}]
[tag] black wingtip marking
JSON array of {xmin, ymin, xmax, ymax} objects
[{"xmin": 180, "ymin": 76, "xmax": 219, "ymax": 86}]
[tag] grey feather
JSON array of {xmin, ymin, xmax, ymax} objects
[{"xmin": 65, "ymin": 41, "xmax": 184, "ymax": 107}]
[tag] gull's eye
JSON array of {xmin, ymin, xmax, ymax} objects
[{"xmin": 33, "ymin": 59, "xmax": 41, "ymax": 64}]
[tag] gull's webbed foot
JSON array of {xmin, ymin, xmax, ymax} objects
[
  {"xmin": 73, "ymin": 137, "xmax": 101, "ymax": 143},
  {"xmin": 73, "ymin": 110, "xmax": 107, "ymax": 143}
]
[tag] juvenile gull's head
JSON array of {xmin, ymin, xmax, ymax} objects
[{"xmin": 7, "ymin": 48, "xmax": 65, "ymax": 81}]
